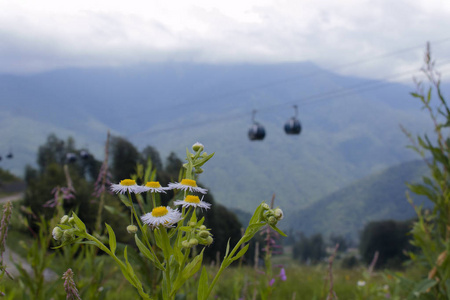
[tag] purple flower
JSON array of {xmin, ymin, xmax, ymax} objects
[
  {"xmin": 279, "ymin": 268, "xmax": 287, "ymax": 281},
  {"xmin": 269, "ymin": 278, "xmax": 275, "ymax": 286}
]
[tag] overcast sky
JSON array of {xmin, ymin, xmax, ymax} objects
[{"xmin": 1, "ymin": 0, "xmax": 450, "ymax": 81}]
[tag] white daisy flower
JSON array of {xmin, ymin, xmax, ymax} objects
[
  {"xmin": 141, "ymin": 181, "xmax": 167, "ymax": 193},
  {"xmin": 168, "ymin": 179, "xmax": 208, "ymax": 194},
  {"xmin": 174, "ymin": 195, "xmax": 211, "ymax": 210},
  {"xmin": 357, "ymin": 280, "xmax": 366, "ymax": 287},
  {"xmin": 110, "ymin": 179, "xmax": 144, "ymax": 194},
  {"xmin": 141, "ymin": 206, "xmax": 182, "ymax": 228}
]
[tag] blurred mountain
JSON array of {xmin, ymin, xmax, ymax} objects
[
  {"xmin": 287, "ymin": 159, "xmax": 431, "ymax": 241},
  {"xmin": 0, "ymin": 62, "xmax": 437, "ymax": 215}
]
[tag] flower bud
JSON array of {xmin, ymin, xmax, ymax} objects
[
  {"xmin": 60, "ymin": 215, "xmax": 69, "ymax": 224},
  {"xmin": 62, "ymin": 229, "xmax": 75, "ymax": 242},
  {"xmin": 189, "ymin": 221, "xmax": 197, "ymax": 227},
  {"xmin": 262, "ymin": 203, "xmax": 270, "ymax": 210},
  {"xmin": 195, "ymin": 168, "xmax": 204, "ymax": 174},
  {"xmin": 68, "ymin": 217, "xmax": 76, "ymax": 226},
  {"xmin": 199, "ymin": 225, "xmax": 207, "ymax": 230},
  {"xmin": 274, "ymin": 208, "xmax": 284, "ymax": 220},
  {"xmin": 189, "ymin": 238, "xmax": 199, "ymax": 246},
  {"xmin": 202, "ymin": 152, "xmax": 208, "ymax": 157},
  {"xmin": 52, "ymin": 227, "xmax": 63, "ymax": 240},
  {"xmin": 182, "ymin": 240, "xmax": 190, "ymax": 249},
  {"xmin": 268, "ymin": 216, "xmax": 277, "ymax": 226},
  {"xmin": 192, "ymin": 142, "xmax": 204, "ymax": 152},
  {"xmin": 199, "ymin": 230, "xmax": 210, "ymax": 238},
  {"xmin": 127, "ymin": 225, "xmax": 138, "ymax": 234},
  {"xmin": 206, "ymin": 236, "xmax": 213, "ymax": 245}
]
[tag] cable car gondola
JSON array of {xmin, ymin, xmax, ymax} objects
[
  {"xmin": 80, "ymin": 150, "xmax": 90, "ymax": 160},
  {"xmin": 284, "ymin": 105, "xmax": 302, "ymax": 135},
  {"xmin": 248, "ymin": 110, "xmax": 266, "ymax": 141},
  {"xmin": 66, "ymin": 153, "xmax": 77, "ymax": 163}
]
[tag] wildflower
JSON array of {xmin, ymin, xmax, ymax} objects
[
  {"xmin": 141, "ymin": 206, "xmax": 182, "ymax": 228},
  {"xmin": 141, "ymin": 181, "xmax": 167, "ymax": 193},
  {"xmin": 168, "ymin": 179, "xmax": 207, "ymax": 194},
  {"xmin": 110, "ymin": 179, "xmax": 144, "ymax": 194},
  {"xmin": 174, "ymin": 195, "xmax": 211, "ymax": 210},
  {"xmin": 269, "ymin": 278, "xmax": 276, "ymax": 286},
  {"xmin": 192, "ymin": 142, "xmax": 204, "ymax": 152},
  {"xmin": 62, "ymin": 268, "xmax": 81, "ymax": 300},
  {"xmin": 357, "ymin": 280, "xmax": 366, "ymax": 287},
  {"xmin": 279, "ymin": 268, "xmax": 287, "ymax": 281}
]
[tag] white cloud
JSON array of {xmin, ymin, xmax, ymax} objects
[{"xmin": 0, "ymin": 0, "xmax": 449, "ymax": 80}]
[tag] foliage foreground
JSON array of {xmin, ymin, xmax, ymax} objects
[{"xmin": 51, "ymin": 143, "xmax": 285, "ymax": 299}]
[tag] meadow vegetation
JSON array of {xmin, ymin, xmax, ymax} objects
[{"xmin": 0, "ymin": 46, "xmax": 448, "ymax": 299}]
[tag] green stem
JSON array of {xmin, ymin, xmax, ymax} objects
[
  {"xmin": 151, "ymin": 193, "xmax": 156, "ymax": 208},
  {"xmin": 205, "ymin": 234, "xmax": 248, "ymax": 299},
  {"xmin": 84, "ymin": 232, "xmax": 152, "ymax": 300},
  {"xmin": 128, "ymin": 193, "xmax": 162, "ymax": 266}
]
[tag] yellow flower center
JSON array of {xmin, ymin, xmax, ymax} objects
[
  {"xmin": 185, "ymin": 195, "xmax": 201, "ymax": 204},
  {"xmin": 151, "ymin": 206, "xmax": 168, "ymax": 217},
  {"xmin": 120, "ymin": 179, "xmax": 136, "ymax": 186},
  {"xmin": 180, "ymin": 179, "xmax": 197, "ymax": 187},
  {"xmin": 145, "ymin": 181, "xmax": 161, "ymax": 188}
]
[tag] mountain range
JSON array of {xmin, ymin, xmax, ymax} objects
[
  {"xmin": 0, "ymin": 61, "xmax": 441, "ymax": 226},
  {"xmin": 286, "ymin": 159, "xmax": 431, "ymax": 241}
]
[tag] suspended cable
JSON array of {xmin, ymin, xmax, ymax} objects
[{"xmin": 132, "ymin": 59, "xmax": 450, "ymax": 138}]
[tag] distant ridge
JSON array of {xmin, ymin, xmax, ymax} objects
[{"xmin": 287, "ymin": 159, "xmax": 431, "ymax": 241}]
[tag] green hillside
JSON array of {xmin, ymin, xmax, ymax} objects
[{"xmin": 286, "ymin": 159, "xmax": 430, "ymax": 241}]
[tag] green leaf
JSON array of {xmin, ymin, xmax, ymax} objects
[
  {"xmin": 224, "ymin": 239, "xmax": 230, "ymax": 259},
  {"xmin": 105, "ymin": 223, "xmax": 117, "ymax": 255},
  {"xmin": 412, "ymin": 278, "xmax": 438, "ymax": 296},
  {"xmin": 249, "ymin": 202, "xmax": 266, "ymax": 225},
  {"xmin": 71, "ymin": 212, "xmax": 86, "ymax": 232},
  {"xmin": 231, "ymin": 244, "xmax": 249, "ymax": 262},
  {"xmin": 197, "ymin": 267, "xmax": 209, "ymax": 300},
  {"xmin": 171, "ymin": 249, "xmax": 204, "ymax": 296},
  {"xmin": 118, "ymin": 194, "xmax": 132, "ymax": 207},
  {"xmin": 269, "ymin": 224, "xmax": 287, "ymax": 237}
]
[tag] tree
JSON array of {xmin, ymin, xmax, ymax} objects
[
  {"xmin": 110, "ymin": 136, "xmax": 141, "ymax": 181},
  {"xmin": 293, "ymin": 233, "xmax": 326, "ymax": 264},
  {"xmin": 359, "ymin": 219, "xmax": 413, "ymax": 269}
]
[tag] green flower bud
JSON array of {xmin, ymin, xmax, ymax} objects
[
  {"xmin": 199, "ymin": 225, "xmax": 207, "ymax": 230},
  {"xmin": 268, "ymin": 216, "xmax": 277, "ymax": 226},
  {"xmin": 206, "ymin": 236, "xmax": 213, "ymax": 245},
  {"xmin": 192, "ymin": 142, "xmax": 204, "ymax": 152},
  {"xmin": 52, "ymin": 227, "xmax": 63, "ymax": 240},
  {"xmin": 189, "ymin": 221, "xmax": 197, "ymax": 227},
  {"xmin": 182, "ymin": 240, "xmax": 190, "ymax": 249},
  {"xmin": 68, "ymin": 217, "xmax": 76, "ymax": 226},
  {"xmin": 60, "ymin": 215, "xmax": 69, "ymax": 224},
  {"xmin": 274, "ymin": 208, "xmax": 284, "ymax": 220},
  {"xmin": 127, "ymin": 225, "xmax": 138, "ymax": 234},
  {"xmin": 202, "ymin": 152, "xmax": 208, "ymax": 157},
  {"xmin": 195, "ymin": 168, "xmax": 204, "ymax": 174},
  {"xmin": 262, "ymin": 203, "xmax": 270, "ymax": 210},
  {"xmin": 189, "ymin": 238, "xmax": 199, "ymax": 246},
  {"xmin": 62, "ymin": 229, "xmax": 75, "ymax": 242},
  {"xmin": 199, "ymin": 230, "xmax": 210, "ymax": 238}
]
